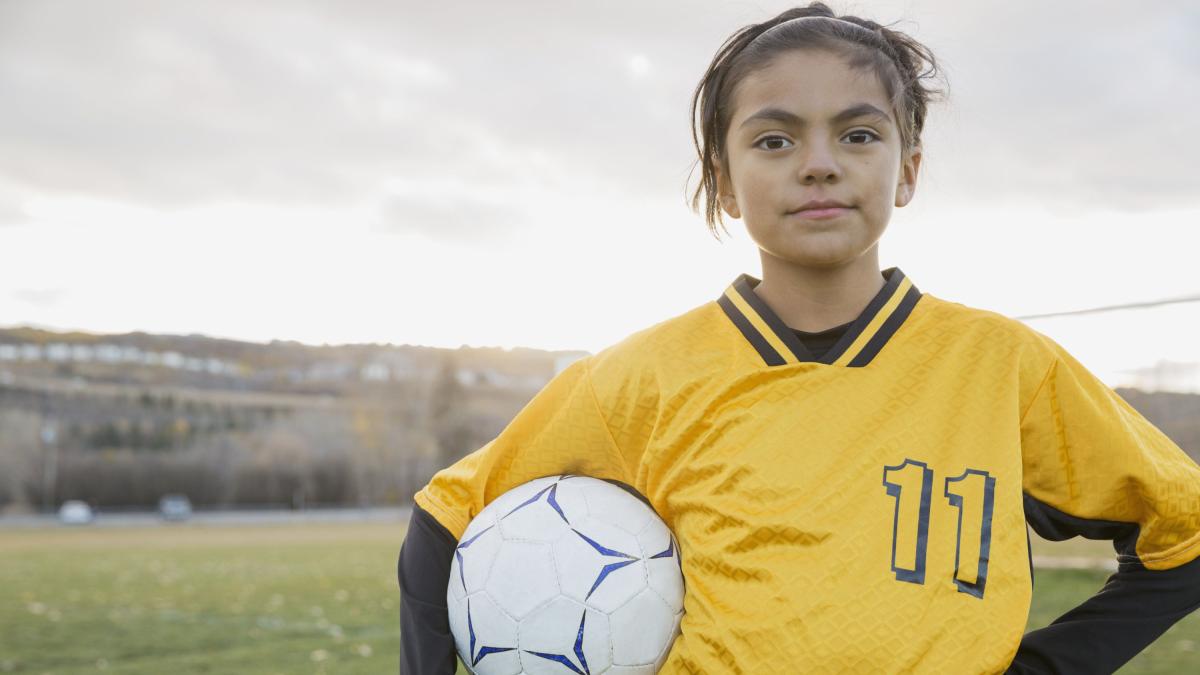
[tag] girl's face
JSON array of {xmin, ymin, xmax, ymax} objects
[{"xmin": 715, "ymin": 49, "xmax": 921, "ymax": 269}]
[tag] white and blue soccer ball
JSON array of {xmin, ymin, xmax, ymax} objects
[{"xmin": 447, "ymin": 474, "xmax": 685, "ymax": 675}]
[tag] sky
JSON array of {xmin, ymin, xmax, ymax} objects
[{"xmin": 1, "ymin": 0, "xmax": 1198, "ymax": 390}]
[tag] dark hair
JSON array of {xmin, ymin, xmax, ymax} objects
[{"xmin": 687, "ymin": 2, "xmax": 948, "ymax": 240}]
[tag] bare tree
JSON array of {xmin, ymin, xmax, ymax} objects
[
  {"xmin": 0, "ymin": 408, "xmax": 41, "ymax": 512},
  {"xmin": 428, "ymin": 352, "xmax": 473, "ymax": 470}
]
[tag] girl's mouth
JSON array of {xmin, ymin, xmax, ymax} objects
[{"xmin": 789, "ymin": 207, "xmax": 850, "ymax": 219}]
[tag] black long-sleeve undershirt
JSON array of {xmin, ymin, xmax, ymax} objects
[
  {"xmin": 1003, "ymin": 495, "xmax": 1200, "ymax": 673},
  {"xmin": 398, "ymin": 503, "xmax": 459, "ymax": 675}
]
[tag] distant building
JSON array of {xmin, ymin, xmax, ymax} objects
[
  {"xmin": 46, "ymin": 343, "xmax": 71, "ymax": 362},
  {"xmin": 306, "ymin": 361, "xmax": 353, "ymax": 381},
  {"xmin": 96, "ymin": 345, "xmax": 124, "ymax": 363},
  {"xmin": 361, "ymin": 363, "xmax": 390, "ymax": 381},
  {"xmin": 455, "ymin": 368, "xmax": 485, "ymax": 387},
  {"xmin": 0, "ymin": 340, "xmax": 240, "ymax": 377}
]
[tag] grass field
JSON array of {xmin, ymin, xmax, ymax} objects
[
  {"xmin": 0, "ymin": 523, "xmax": 404, "ymax": 674},
  {"xmin": 1, "ymin": 524, "xmax": 1196, "ymax": 674}
]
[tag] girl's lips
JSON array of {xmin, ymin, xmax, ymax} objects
[{"xmin": 789, "ymin": 207, "xmax": 850, "ymax": 219}]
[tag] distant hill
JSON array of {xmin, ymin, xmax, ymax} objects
[
  {"xmin": 0, "ymin": 326, "xmax": 589, "ymax": 511},
  {"xmin": 1, "ymin": 325, "xmax": 1197, "ymax": 510},
  {"xmin": 0, "ymin": 325, "xmax": 589, "ymax": 395},
  {"xmin": 1116, "ymin": 388, "xmax": 1200, "ymax": 463}
]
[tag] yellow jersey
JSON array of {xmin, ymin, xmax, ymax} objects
[{"xmin": 414, "ymin": 267, "xmax": 1200, "ymax": 673}]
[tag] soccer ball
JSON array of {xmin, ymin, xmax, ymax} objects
[{"xmin": 447, "ymin": 474, "xmax": 685, "ymax": 675}]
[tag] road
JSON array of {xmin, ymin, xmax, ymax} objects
[{"xmin": 0, "ymin": 506, "xmax": 412, "ymax": 529}]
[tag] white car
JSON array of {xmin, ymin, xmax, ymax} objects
[
  {"xmin": 158, "ymin": 494, "xmax": 192, "ymax": 522},
  {"xmin": 57, "ymin": 500, "xmax": 94, "ymax": 525}
]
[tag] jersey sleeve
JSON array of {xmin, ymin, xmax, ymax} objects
[
  {"xmin": 1019, "ymin": 334, "xmax": 1200, "ymax": 570},
  {"xmin": 413, "ymin": 353, "xmax": 642, "ymax": 540},
  {"xmin": 1009, "ymin": 334, "xmax": 1200, "ymax": 673}
]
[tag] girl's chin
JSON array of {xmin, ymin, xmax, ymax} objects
[{"xmin": 783, "ymin": 232, "xmax": 859, "ymax": 254}]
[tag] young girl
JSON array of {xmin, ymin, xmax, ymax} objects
[{"xmin": 400, "ymin": 4, "xmax": 1200, "ymax": 673}]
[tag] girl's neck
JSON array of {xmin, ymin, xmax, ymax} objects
[{"xmin": 751, "ymin": 252, "xmax": 886, "ymax": 333}]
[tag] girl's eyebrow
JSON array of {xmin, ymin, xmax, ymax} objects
[{"xmin": 738, "ymin": 102, "xmax": 891, "ymax": 129}]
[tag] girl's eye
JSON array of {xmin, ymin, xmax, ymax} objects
[
  {"xmin": 753, "ymin": 135, "xmax": 792, "ymax": 151},
  {"xmin": 845, "ymin": 130, "xmax": 880, "ymax": 144}
]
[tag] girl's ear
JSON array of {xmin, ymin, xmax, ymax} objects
[
  {"xmin": 714, "ymin": 161, "xmax": 741, "ymax": 219},
  {"xmin": 895, "ymin": 146, "xmax": 922, "ymax": 208}
]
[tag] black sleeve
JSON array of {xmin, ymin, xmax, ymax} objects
[
  {"xmin": 398, "ymin": 502, "xmax": 460, "ymax": 675},
  {"xmin": 1006, "ymin": 494, "xmax": 1200, "ymax": 674}
]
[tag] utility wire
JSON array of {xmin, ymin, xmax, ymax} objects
[{"xmin": 1014, "ymin": 294, "xmax": 1200, "ymax": 320}]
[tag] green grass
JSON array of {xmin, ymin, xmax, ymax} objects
[
  {"xmin": 0, "ymin": 526, "xmax": 1195, "ymax": 673},
  {"xmin": 0, "ymin": 523, "xmax": 404, "ymax": 674}
]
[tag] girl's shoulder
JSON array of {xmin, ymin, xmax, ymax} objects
[
  {"xmin": 915, "ymin": 292, "xmax": 1063, "ymax": 370},
  {"xmin": 589, "ymin": 299, "xmax": 722, "ymax": 369}
]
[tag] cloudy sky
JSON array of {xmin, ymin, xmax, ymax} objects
[{"xmin": 1, "ymin": 0, "xmax": 1198, "ymax": 389}]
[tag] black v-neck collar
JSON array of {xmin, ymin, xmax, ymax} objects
[{"xmin": 716, "ymin": 267, "xmax": 922, "ymax": 367}]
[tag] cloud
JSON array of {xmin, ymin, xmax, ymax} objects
[
  {"xmin": 0, "ymin": 1, "xmax": 462, "ymax": 208},
  {"xmin": 12, "ymin": 288, "xmax": 66, "ymax": 307},
  {"xmin": 917, "ymin": 1, "xmax": 1200, "ymax": 210},
  {"xmin": 374, "ymin": 185, "xmax": 529, "ymax": 243},
  {"xmin": 0, "ymin": 0, "xmax": 1195, "ymax": 238},
  {"xmin": 0, "ymin": 200, "xmax": 25, "ymax": 226},
  {"xmin": 0, "ymin": 2, "xmax": 696, "ymax": 213}
]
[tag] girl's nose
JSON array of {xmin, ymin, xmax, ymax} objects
[{"xmin": 797, "ymin": 140, "xmax": 842, "ymax": 183}]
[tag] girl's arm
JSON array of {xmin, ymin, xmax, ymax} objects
[
  {"xmin": 1007, "ymin": 336, "xmax": 1200, "ymax": 673},
  {"xmin": 399, "ymin": 503, "xmax": 459, "ymax": 675},
  {"xmin": 1006, "ymin": 497, "xmax": 1200, "ymax": 673},
  {"xmin": 397, "ymin": 351, "xmax": 652, "ymax": 673}
]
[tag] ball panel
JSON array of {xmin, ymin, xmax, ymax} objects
[
  {"xmin": 540, "ymin": 476, "xmax": 591, "ymax": 526},
  {"xmin": 610, "ymin": 589, "xmax": 678, "ymax": 667},
  {"xmin": 450, "ymin": 592, "xmax": 521, "ymax": 675},
  {"xmin": 448, "ymin": 592, "xmax": 471, "ymax": 668},
  {"xmin": 581, "ymin": 478, "xmax": 654, "ymax": 535},
  {"xmin": 518, "ymin": 596, "xmax": 612, "ymax": 675},
  {"xmin": 607, "ymin": 665, "xmax": 657, "ymax": 674},
  {"xmin": 552, "ymin": 516, "xmax": 647, "ymax": 613},
  {"xmin": 482, "ymin": 475, "xmax": 560, "ymax": 521},
  {"xmin": 485, "ymin": 541, "xmax": 559, "ymax": 620},
  {"xmin": 495, "ymin": 478, "xmax": 587, "ymax": 544},
  {"xmin": 497, "ymin": 498, "xmax": 571, "ymax": 544},
  {"xmin": 653, "ymin": 611, "xmax": 684, "ymax": 672},
  {"xmin": 449, "ymin": 522, "xmax": 504, "ymax": 603},
  {"xmin": 639, "ymin": 522, "xmax": 684, "ymax": 612}
]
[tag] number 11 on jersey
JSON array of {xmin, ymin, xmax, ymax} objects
[{"xmin": 883, "ymin": 459, "xmax": 996, "ymax": 598}]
